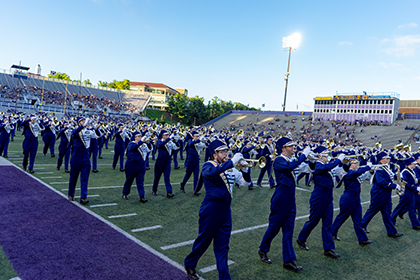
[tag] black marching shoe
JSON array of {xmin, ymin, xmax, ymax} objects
[
  {"xmin": 167, "ymin": 192, "xmax": 174, "ymax": 198},
  {"xmin": 120, "ymin": 168, "xmax": 125, "ymax": 172},
  {"xmin": 3, "ymin": 155, "xmax": 8, "ymax": 158},
  {"xmin": 362, "ymin": 227, "xmax": 370, "ymax": 234},
  {"xmin": 413, "ymin": 226, "xmax": 420, "ymax": 230},
  {"xmin": 258, "ymin": 249, "xmax": 272, "ymax": 264},
  {"xmin": 257, "ymin": 184, "xmax": 262, "ymax": 188},
  {"xmin": 180, "ymin": 183, "xmax": 186, "ymax": 193},
  {"xmin": 332, "ymin": 235, "xmax": 341, "ymax": 241},
  {"xmin": 174, "ymin": 166, "xmax": 180, "ymax": 170},
  {"xmin": 23, "ymin": 166, "xmax": 27, "ymax": 171},
  {"xmin": 193, "ymin": 192, "xmax": 201, "ymax": 196},
  {"xmin": 283, "ymin": 261, "xmax": 303, "ymax": 272},
  {"xmin": 68, "ymin": 195, "xmax": 75, "ymax": 201},
  {"xmin": 57, "ymin": 167, "xmax": 60, "ymax": 171},
  {"xmin": 28, "ymin": 169, "xmax": 34, "ymax": 174},
  {"xmin": 152, "ymin": 192, "xmax": 158, "ymax": 196},
  {"xmin": 324, "ymin": 249, "xmax": 341, "ymax": 259},
  {"xmin": 270, "ymin": 185, "xmax": 277, "ymax": 189},
  {"xmin": 140, "ymin": 196, "xmax": 148, "ymax": 203},
  {"xmin": 359, "ymin": 240, "xmax": 373, "ymax": 246},
  {"xmin": 184, "ymin": 265, "xmax": 199, "ymax": 280},
  {"xmin": 92, "ymin": 169, "xmax": 99, "ymax": 173},
  {"xmin": 296, "ymin": 239, "xmax": 309, "ymax": 251},
  {"xmin": 122, "ymin": 195, "xmax": 129, "ymax": 200},
  {"xmin": 146, "ymin": 167, "xmax": 150, "ymax": 170},
  {"xmin": 51, "ymin": 154, "xmax": 55, "ymax": 158},
  {"xmin": 388, "ymin": 233, "xmax": 403, "ymax": 238},
  {"xmin": 65, "ymin": 168, "xmax": 70, "ymax": 173},
  {"xmin": 98, "ymin": 156, "xmax": 103, "ymax": 159},
  {"xmin": 80, "ymin": 198, "xmax": 89, "ymax": 205},
  {"xmin": 248, "ymin": 186, "xmax": 255, "ymax": 190}
]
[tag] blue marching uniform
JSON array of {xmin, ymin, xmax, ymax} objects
[
  {"xmin": 298, "ymin": 158, "xmax": 341, "ymax": 250},
  {"xmin": 184, "ymin": 159, "xmax": 235, "ymax": 280},
  {"xmin": 112, "ymin": 129, "xmax": 127, "ymax": 170},
  {"xmin": 391, "ymin": 167, "xmax": 420, "ymax": 228},
  {"xmin": 256, "ymin": 144, "xmax": 275, "ymax": 187},
  {"xmin": 68, "ymin": 124, "xmax": 99, "ymax": 201},
  {"xmin": 21, "ymin": 118, "xmax": 43, "ymax": 172},
  {"xmin": 259, "ymin": 152, "xmax": 307, "ymax": 262},
  {"xmin": 361, "ymin": 166, "xmax": 399, "ymax": 235},
  {"xmin": 240, "ymin": 145, "xmax": 255, "ymax": 188},
  {"xmin": 152, "ymin": 137, "xmax": 177, "ymax": 195},
  {"xmin": 89, "ymin": 128, "xmax": 100, "ymax": 171},
  {"xmin": 180, "ymin": 139, "xmax": 204, "ymax": 192},
  {"xmin": 123, "ymin": 140, "xmax": 151, "ymax": 199},
  {"xmin": 56, "ymin": 126, "xmax": 72, "ymax": 171},
  {"xmin": 42, "ymin": 123, "xmax": 56, "ymax": 157},
  {"xmin": 0, "ymin": 120, "xmax": 14, "ymax": 157},
  {"xmin": 331, "ymin": 165, "xmax": 371, "ymax": 242}
]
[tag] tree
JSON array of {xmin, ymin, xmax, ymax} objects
[
  {"xmin": 83, "ymin": 79, "xmax": 92, "ymax": 85},
  {"xmin": 187, "ymin": 96, "xmax": 209, "ymax": 125},
  {"xmin": 167, "ymin": 93, "xmax": 189, "ymax": 122},
  {"xmin": 208, "ymin": 96, "xmax": 224, "ymax": 119},
  {"xmin": 98, "ymin": 81, "xmax": 108, "ymax": 87},
  {"xmin": 108, "ymin": 79, "xmax": 130, "ymax": 90},
  {"xmin": 48, "ymin": 72, "xmax": 71, "ymax": 81}
]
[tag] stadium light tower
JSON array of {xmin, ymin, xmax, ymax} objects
[{"xmin": 282, "ymin": 32, "xmax": 301, "ymax": 111}]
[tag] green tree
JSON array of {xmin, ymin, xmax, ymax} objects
[
  {"xmin": 187, "ymin": 96, "xmax": 209, "ymax": 125},
  {"xmin": 208, "ymin": 96, "xmax": 224, "ymax": 119},
  {"xmin": 48, "ymin": 72, "xmax": 71, "ymax": 81},
  {"xmin": 167, "ymin": 93, "xmax": 189, "ymax": 122},
  {"xmin": 83, "ymin": 79, "xmax": 92, "ymax": 85},
  {"xmin": 109, "ymin": 79, "xmax": 131, "ymax": 90},
  {"xmin": 98, "ymin": 81, "xmax": 108, "ymax": 87}
]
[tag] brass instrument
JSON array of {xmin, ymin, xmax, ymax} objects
[
  {"xmin": 403, "ymin": 143, "xmax": 411, "ymax": 152},
  {"xmin": 395, "ymin": 143, "xmax": 404, "ymax": 150},
  {"xmin": 235, "ymin": 139, "xmax": 242, "ymax": 149},
  {"xmin": 375, "ymin": 141, "xmax": 382, "ymax": 149},
  {"xmin": 254, "ymin": 131, "xmax": 259, "ymax": 137},
  {"xmin": 237, "ymin": 156, "xmax": 266, "ymax": 169},
  {"xmin": 390, "ymin": 163, "xmax": 406, "ymax": 196}
]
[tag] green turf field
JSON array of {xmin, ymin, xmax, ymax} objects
[{"xmin": 3, "ymin": 134, "xmax": 420, "ymax": 279}]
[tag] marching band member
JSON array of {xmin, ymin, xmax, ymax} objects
[
  {"xmin": 256, "ymin": 136, "xmax": 276, "ymax": 188},
  {"xmin": 240, "ymin": 140, "xmax": 256, "ymax": 190},
  {"xmin": 152, "ymin": 129, "xmax": 179, "ymax": 198},
  {"xmin": 122, "ymin": 132, "xmax": 151, "ymax": 203},
  {"xmin": 297, "ymin": 146, "xmax": 345, "ymax": 259},
  {"xmin": 331, "ymin": 159, "xmax": 372, "ymax": 246},
  {"xmin": 112, "ymin": 124, "xmax": 128, "ymax": 171},
  {"xmin": 0, "ymin": 116, "xmax": 14, "ymax": 158},
  {"xmin": 89, "ymin": 122, "xmax": 101, "ymax": 173},
  {"xmin": 68, "ymin": 117, "xmax": 100, "ymax": 205},
  {"xmin": 390, "ymin": 157, "xmax": 420, "ymax": 230},
  {"xmin": 258, "ymin": 137, "xmax": 310, "ymax": 272},
  {"xmin": 171, "ymin": 129, "xmax": 181, "ymax": 170},
  {"xmin": 180, "ymin": 131, "xmax": 206, "ymax": 194},
  {"xmin": 41, "ymin": 119, "xmax": 57, "ymax": 157},
  {"xmin": 56, "ymin": 121, "xmax": 72, "ymax": 173},
  {"xmin": 21, "ymin": 114, "xmax": 44, "ymax": 173},
  {"xmin": 184, "ymin": 140, "xmax": 246, "ymax": 280},
  {"xmin": 361, "ymin": 151, "xmax": 403, "ymax": 238}
]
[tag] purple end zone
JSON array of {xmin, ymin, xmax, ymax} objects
[{"xmin": 0, "ymin": 166, "xmax": 188, "ymax": 280}]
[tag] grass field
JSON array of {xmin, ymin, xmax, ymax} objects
[{"xmin": 2, "ymin": 134, "xmax": 420, "ymax": 280}]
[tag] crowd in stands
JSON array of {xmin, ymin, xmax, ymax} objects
[{"xmin": 0, "ymin": 85, "xmax": 138, "ymax": 114}]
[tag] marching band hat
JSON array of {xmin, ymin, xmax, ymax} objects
[
  {"xmin": 117, "ymin": 123, "xmax": 124, "ymax": 127},
  {"xmin": 76, "ymin": 117, "xmax": 85, "ymax": 123},
  {"xmin": 159, "ymin": 129, "xmax": 169, "ymax": 139},
  {"xmin": 413, "ymin": 153, "xmax": 420, "ymax": 160},
  {"xmin": 131, "ymin": 131, "xmax": 141, "ymax": 141},
  {"xmin": 192, "ymin": 131, "xmax": 199, "ymax": 136},
  {"xmin": 314, "ymin": 146, "xmax": 328, "ymax": 154},
  {"xmin": 209, "ymin": 139, "xmax": 228, "ymax": 155},
  {"xmin": 405, "ymin": 157, "xmax": 415, "ymax": 166},
  {"xmin": 266, "ymin": 135, "xmax": 272, "ymax": 140},
  {"xmin": 30, "ymin": 114, "xmax": 37, "ymax": 120},
  {"xmin": 376, "ymin": 151, "xmax": 390, "ymax": 161},
  {"xmin": 276, "ymin": 137, "xmax": 296, "ymax": 149}
]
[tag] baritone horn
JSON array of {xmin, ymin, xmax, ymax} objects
[{"xmin": 237, "ymin": 156, "xmax": 267, "ymax": 169}]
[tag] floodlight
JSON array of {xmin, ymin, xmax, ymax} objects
[{"xmin": 282, "ymin": 33, "xmax": 301, "ymax": 50}]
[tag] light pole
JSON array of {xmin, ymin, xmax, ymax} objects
[{"xmin": 282, "ymin": 33, "xmax": 301, "ymax": 111}]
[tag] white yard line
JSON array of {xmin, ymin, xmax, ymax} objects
[
  {"xmin": 200, "ymin": 260, "xmax": 234, "ymax": 273},
  {"xmin": 50, "ymin": 182, "xmax": 68, "ymax": 185},
  {"xmin": 108, "ymin": 213, "xmax": 137, "ymax": 219},
  {"xmin": 90, "ymin": 203, "xmax": 118, "ymax": 208},
  {"xmin": 75, "ymin": 195, "xmax": 100, "ymax": 198},
  {"xmin": 41, "ymin": 176, "xmax": 63, "ymax": 179},
  {"xmin": 131, "ymin": 225, "xmax": 163, "ymax": 232}
]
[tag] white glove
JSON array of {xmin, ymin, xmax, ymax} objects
[
  {"xmin": 141, "ymin": 136, "xmax": 147, "ymax": 142},
  {"xmin": 416, "ymin": 187, "xmax": 420, "ymax": 192},
  {"xmin": 415, "ymin": 178, "xmax": 419, "ymax": 184},
  {"xmin": 396, "ymin": 185, "xmax": 401, "ymax": 191},
  {"xmin": 84, "ymin": 118, "xmax": 90, "ymax": 126},
  {"xmin": 239, "ymin": 160, "xmax": 248, "ymax": 166},
  {"xmin": 269, "ymin": 155, "xmax": 274, "ymax": 159},
  {"xmin": 231, "ymin": 153, "xmax": 244, "ymax": 165},
  {"xmin": 302, "ymin": 147, "xmax": 311, "ymax": 157},
  {"xmin": 337, "ymin": 154, "xmax": 346, "ymax": 161},
  {"xmin": 170, "ymin": 134, "xmax": 174, "ymax": 139}
]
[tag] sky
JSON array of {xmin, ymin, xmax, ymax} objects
[{"xmin": 1, "ymin": 0, "xmax": 420, "ymax": 111}]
